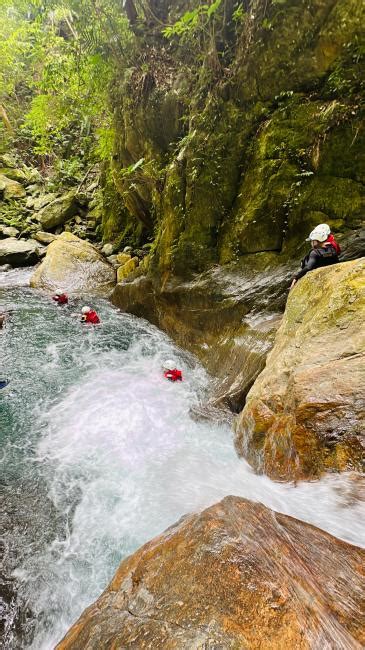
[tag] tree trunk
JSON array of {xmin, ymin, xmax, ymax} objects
[
  {"xmin": 0, "ymin": 104, "xmax": 14, "ymax": 134},
  {"xmin": 124, "ymin": 0, "xmax": 138, "ymax": 24}
]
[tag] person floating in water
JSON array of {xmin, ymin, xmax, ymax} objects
[
  {"xmin": 290, "ymin": 223, "xmax": 341, "ymax": 290},
  {"xmin": 163, "ymin": 359, "xmax": 183, "ymax": 382},
  {"xmin": 81, "ymin": 305, "xmax": 100, "ymax": 324},
  {"xmin": 52, "ymin": 290, "xmax": 68, "ymax": 305}
]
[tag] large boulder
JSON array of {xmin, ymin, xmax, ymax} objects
[
  {"xmin": 36, "ymin": 191, "xmax": 78, "ymax": 230},
  {"xmin": 0, "ymin": 238, "xmax": 44, "ymax": 267},
  {"xmin": 0, "ymin": 174, "xmax": 26, "ymax": 199},
  {"xmin": 235, "ymin": 259, "xmax": 365, "ymax": 481},
  {"xmin": 30, "ymin": 232, "xmax": 116, "ymax": 293},
  {"xmin": 57, "ymin": 496, "xmax": 364, "ymax": 650}
]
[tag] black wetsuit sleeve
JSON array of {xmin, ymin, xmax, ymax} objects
[{"xmin": 294, "ymin": 250, "xmax": 319, "ymax": 281}]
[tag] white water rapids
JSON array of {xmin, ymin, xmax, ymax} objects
[{"xmin": 1, "ymin": 269, "xmax": 364, "ymax": 649}]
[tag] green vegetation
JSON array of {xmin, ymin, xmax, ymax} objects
[
  {"xmin": 0, "ymin": 0, "xmax": 132, "ymax": 171},
  {"xmin": 1, "ymin": 0, "xmax": 364, "ymax": 266}
]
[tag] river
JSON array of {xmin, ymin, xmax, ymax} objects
[{"xmin": 1, "ymin": 268, "xmax": 364, "ymax": 649}]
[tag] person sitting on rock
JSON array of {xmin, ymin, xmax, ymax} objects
[
  {"xmin": 163, "ymin": 359, "xmax": 183, "ymax": 382},
  {"xmin": 52, "ymin": 289, "xmax": 68, "ymax": 305},
  {"xmin": 290, "ymin": 224, "xmax": 340, "ymax": 289},
  {"xmin": 81, "ymin": 305, "xmax": 100, "ymax": 324}
]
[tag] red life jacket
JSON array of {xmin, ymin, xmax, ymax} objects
[
  {"xmin": 325, "ymin": 234, "xmax": 341, "ymax": 255},
  {"xmin": 164, "ymin": 369, "xmax": 183, "ymax": 382},
  {"xmin": 53, "ymin": 293, "xmax": 68, "ymax": 305},
  {"xmin": 85, "ymin": 310, "xmax": 100, "ymax": 324}
]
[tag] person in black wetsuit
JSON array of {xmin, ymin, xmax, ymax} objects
[{"xmin": 290, "ymin": 223, "xmax": 341, "ymax": 290}]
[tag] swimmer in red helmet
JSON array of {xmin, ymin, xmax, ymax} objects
[
  {"xmin": 80, "ymin": 305, "xmax": 100, "ymax": 324},
  {"xmin": 163, "ymin": 359, "xmax": 183, "ymax": 382}
]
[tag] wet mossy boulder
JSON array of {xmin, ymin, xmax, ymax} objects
[
  {"xmin": 235, "ymin": 258, "xmax": 365, "ymax": 481},
  {"xmin": 30, "ymin": 232, "xmax": 116, "ymax": 293},
  {"xmin": 57, "ymin": 496, "xmax": 365, "ymax": 650}
]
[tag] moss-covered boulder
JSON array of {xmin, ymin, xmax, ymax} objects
[
  {"xmin": 30, "ymin": 232, "xmax": 116, "ymax": 293},
  {"xmin": 57, "ymin": 496, "xmax": 365, "ymax": 650},
  {"xmin": 116, "ymin": 256, "xmax": 139, "ymax": 282},
  {"xmin": 235, "ymin": 259, "xmax": 365, "ymax": 481},
  {"xmin": 0, "ymin": 174, "xmax": 26, "ymax": 199},
  {"xmin": 0, "ymin": 167, "xmax": 27, "ymax": 183},
  {"xmin": 36, "ymin": 191, "xmax": 79, "ymax": 230}
]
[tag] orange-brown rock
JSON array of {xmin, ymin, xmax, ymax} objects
[
  {"xmin": 235, "ymin": 259, "xmax": 365, "ymax": 481},
  {"xmin": 57, "ymin": 497, "xmax": 364, "ymax": 650}
]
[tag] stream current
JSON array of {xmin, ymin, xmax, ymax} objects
[{"xmin": 1, "ymin": 269, "xmax": 364, "ymax": 649}]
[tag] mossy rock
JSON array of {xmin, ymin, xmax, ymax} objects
[
  {"xmin": 235, "ymin": 258, "xmax": 365, "ymax": 481},
  {"xmin": 0, "ymin": 175, "xmax": 26, "ymax": 199},
  {"xmin": 30, "ymin": 232, "xmax": 116, "ymax": 293},
  {"xmin": 37, "ymin": 191, "xmax": 78, "ymax": 230}
]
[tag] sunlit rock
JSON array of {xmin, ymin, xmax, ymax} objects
[
  {"xmin": 30, "ymin": 232, "xmax": 116, "ymax": 293},
  {"xmin": 235, "ymin": 258, "xmax": 365, "ymax": 481},
  {"xmin": 56, "ymin": 496, "xmax": 365, "ymax": 650}
]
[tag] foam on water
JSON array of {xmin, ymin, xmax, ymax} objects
[{"xmin": 0, "ymin": 280, "xmax": 364, "ymax": 649}]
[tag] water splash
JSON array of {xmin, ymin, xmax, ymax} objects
[{"xmin": 0, "ymin": 282, "xmax": 364, "ymax": 649}]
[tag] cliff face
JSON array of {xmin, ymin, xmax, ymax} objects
[
  {"xmin": 106, "ymin": 0, "xmax": 364, "ymax": 274},
  {"xmin": 108, "ymin": 0, "xmax": 364, "ymax": 409}
]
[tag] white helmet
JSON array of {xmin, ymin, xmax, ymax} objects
[
  {"xmin": 55, "ymin": 289, "xmax": 63, "ymax": 295},
  {"xmin": 163, "ymin": 359, "xmax": 175, "ymax": 370},
  {"xmin": 82, "ymin": 306, "xmax": 91, "ymax": 314},
  {"xmin": 306, "ymin": 223, "xmax": 331, "ymax": 243}
]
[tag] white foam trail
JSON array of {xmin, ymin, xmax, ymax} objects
[
  {"xmin": 18, "ymin": 341, "xmax": 363, "ymax": 649},
  {"xmin": 0, "ymin": 266, "xmax": 32, "ymax": 288},
  {"xmin": 2, "ymin": 290, "xmax": 363, "ymax": 649}
]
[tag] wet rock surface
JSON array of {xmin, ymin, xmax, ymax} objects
[
  {"xmin": 30, "ymin": 232, "xmax": 116, "ymax": 293},
  {"xmin": 235, "ymin": 259, "xmax": 365, "ymax": 481},
  {"xmin": 112, "ymin": 256, "xmax": 294, "ymax": 411},
  {"xmin": 57, "ymin": 496, "xmax": 365, "ymax": 650},
  {"xmin": 0, "ymin": 238, "xmax": 44, "ymax": 267}
]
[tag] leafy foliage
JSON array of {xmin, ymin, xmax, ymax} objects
[
  {"xmin": 0, "ymin": 0, "xmax": 133, "ymax": 169},
  {"xmin": 163, "ymin": 0, "xmax": 223, "ymax": 39}
]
